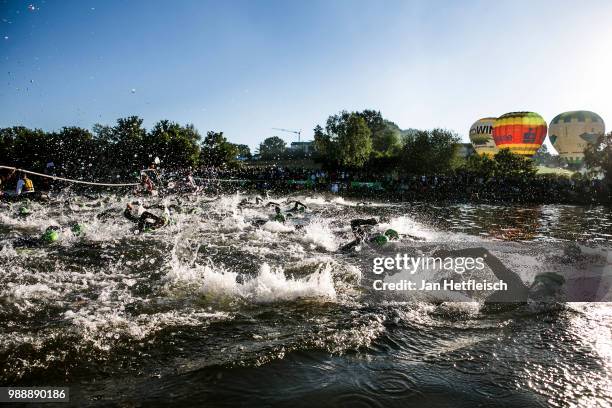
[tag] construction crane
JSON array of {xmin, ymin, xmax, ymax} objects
[{"xmin": 272, "ymin": 128, "xmax": 302, "ymax": 143}]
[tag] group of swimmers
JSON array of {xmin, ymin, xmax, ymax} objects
[
  {"xmin": 237, "ymin": 196, "xmax": 409, "ymax": 249},
  {"xmin": 14, "ymin": 194, "xmax": 406, "ymax": 251},
  {"xmin": 5, "ymin": 193, "xmax": 570, "ymax": 305},
  {"xmin": 10, "ymin": 198, "xmax": 172, "ymax": 248}
]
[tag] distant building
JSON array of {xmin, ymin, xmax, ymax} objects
[{"xmin": 288, "ymin": 141, "xmax": 315, "ymax": 154}]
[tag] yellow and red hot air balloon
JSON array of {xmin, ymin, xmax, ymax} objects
[
  {"xmin": 492, "ymin": 112, "xmax": 547, "ymax": 157},
  {"xmin": 469, "ymin": 117, "xmax": 498, "ymax": 156},
  {"xmin": 549, "ymin": 111, "xmax": 605, "ymax": 164}
]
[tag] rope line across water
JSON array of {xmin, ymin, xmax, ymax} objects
[{"xmin": 0, "ymin": 165, "xmax": 140, "ymax": 187}]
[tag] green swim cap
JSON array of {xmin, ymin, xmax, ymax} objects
[
  {"xmin": 19, "ymin": 206, "xmax": 30, "ymax": 215},
  {"xmin": 371, "ymin": 234, "xmax": 388, "ymax": 246},
  {"xmin": 71, "ymin": 223, "xmax": 84, "ymax": 236},
  {"xmin": 384, "ymin": 229, "xmax": 399, "ymax": 240},
  {"xmin": 533, "ymin": 272, "xmax": 565, "ymax": 286},
  {"xmin": 42, "ymin": 229, "xmax": 59, "ymax": 243}
]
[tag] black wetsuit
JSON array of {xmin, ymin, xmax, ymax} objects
[
  {"xmin": 287, "ymin": 201, "xmax": 307, "ymax": 212},
  {"xmin": 340, "ymin": 218, "xmax": 379, "ymax": 251},
  {"xmin": 124, "ymin": 207, "xmax": 166, "ymax": 231},
  {"xmin": 350, "ymin": 218, "xmax": 378, "ymax": 241},
  {"xmin": 432, "ymin": 247, "xmax": 530, "ymax": 304}
]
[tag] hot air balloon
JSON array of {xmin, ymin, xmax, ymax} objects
[
  {"xmin": 492, "ymin": 112, "xmax": 547, "ymax": 157},
  {"xmin": 549, "ymin": 111, "xmax": 605, "ymax": 164},
  {"xmin": 469, "ymin": 117, "xmax": 498, "ymax": 156}
]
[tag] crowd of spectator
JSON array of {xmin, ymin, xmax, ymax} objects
[
  {"xmin": 192, "ymin": 165, "xmax": 610, "ymax": 205},
  {"xmin": 1, "ymin": 162, "xmax": 607, "ymax": 205}
]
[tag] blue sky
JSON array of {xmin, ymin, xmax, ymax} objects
[{"xmin": 1, "ymin": 0, "xmax": 612, "ymax": 151}]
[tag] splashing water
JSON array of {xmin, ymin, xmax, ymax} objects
[{"xmin": 0, "ymin": 193, "xmax": 611, "ymax": 406}]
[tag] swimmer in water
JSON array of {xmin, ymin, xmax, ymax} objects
[
  {"xmin": 40, "ymin": 226, "xmax": 61, "ymax": 244},
  {"xmin": 264, "ymin": 200, "xmax": 282, "ymax": 208},
  {"xmin": 340, "ymin": 219, "xmax": 413, "ymax": 251},
  {"xmin": 272, "ymin": 206, "xmax": 286, "ymax": 223},
  {"xmin": 17, "ymin": 205, "xmax": 31, "ymax": 218},
  {"xmin": 340, "ymin": 218, "xmax": 379, "ymax": 251},
  {"xmin": 286, "ymin": 200, "xmax": 307, "ymax": 213},
  {"xmin": 250, "ymin": 204, "xmax": 286, "ymax": 227},
  {"xmin": 96, "ymin": 208, "xmax": 119, "ymax": 221},
  {"xmin": 351, "ymin": 218, "xmax": 378, "ymax": 240},
  {"xmin": 14, "ymin": 223, "xmax": 84, "ymax": 248},
  {"xmin": 238, "ymin": 196, "xmax": 264, "ymax": 208},
  {"xmin": 431, "ymin": 247, "xmax": 565, "ymax": 307},
  {"xmin": 124, "ymin": 203, "xmax": 168, "ymax": 232}
]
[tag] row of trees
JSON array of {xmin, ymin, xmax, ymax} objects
[
  {"xmin": 313, "ymin": 109, "xmax": 460, "ymax": 174},
  {"xmin": 0, "ymin": 116, "xmax": 245, "ymax": 181},
  {"xmin": 1, "ymin": 111, "xmax": 612, "ymax": 189}
]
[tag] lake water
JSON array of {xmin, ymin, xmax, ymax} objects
[{"xmin": 1, "ymin": 194, "xmax": 611, "ymax": 407}]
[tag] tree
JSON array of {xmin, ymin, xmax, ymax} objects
[
  {"xmin": 233, "ymin": 144, "xmax": 252, "ymax": 159},
  {"xmin": 532, "ymin": 144, "xmax": 564, "ymax": 168},
  {"xmin": 147, "ymin": 120, "xmax": 201, "ymax": 169},
  {"xmin": 48, "ymin": 127, "xmax": 96, "ymax": 178},
  {"xmin": 462, "ymin": 153, "xmax": 497, "ymax": 179},
  {"xmin": 258, "ymin": 136, "xmax": 286, "ymax": 160},
  {"xmin": 584, "ymin": 132, "xmax": 612, "ymax": 188},
  {"xmin": 0, "ymin": 127, "xmax": 18, "ymax": 166},
  {"xmin": 313, "ymin": 124, "xmax": 332, "ymax": 157},
  {"xmin": 400, "ymin": 129, "xmax": 460, "ymax": 174},
  {"xmin": 200, "ymin": 131, "xmax": 238, "ymax": 168},
  {"xmin": 93, "ymin": 116, "xmax": 148, "ymax": 177},
  {"xmin": 371, "ymin": 120, "xmax": 402, "ymax": 157},
  {"xmin": 8, "ymin": 126, "xmax": 47, "ymax": 170},
  {"xmin": 492, "ymin": 148, "xmax": 537, "ymax": 179},
  {"xmin": 336, "ymin": 114, "xmax": 372, "ymax": 167},
  {"xmin": 313, "ymin": 111, "xmax": 373, "ymax": 168},
  {"xmin": 460, "ymin": 149, "xmax": 537, "ymax": 182}
]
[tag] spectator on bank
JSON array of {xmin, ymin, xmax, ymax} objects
[{"xmin": 16, "ymin": 173, "xmax": 34, "ymax": 195}]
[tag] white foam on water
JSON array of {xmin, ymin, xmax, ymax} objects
[
  {"xmin": 300, "ymin": 219, "xmax": 338, "ymax": 251},
  {"xmin": 64, "ymin": 308, "xmax": 230, "ymax": 350},
  {"xmin": 238, "ymin": 207, "xmax": 264, "ymax": 219},
  {"xmin": 166, "ymin": 260, "xmax": 337, "ymax": 303},
  {"xmin": 0, "ymin": 243, "xmax": 18, "ymax": 257},
  {"xmin": 214, "ymin": 193, "xmax": 242, "ymax": 214},
  {"xmin": 220, "ymin": 214, "xmax": 249, "ymax": 232},
  {"xmin": 303, "ymin": 196, "xmax": 331, "ymax": 206},
  {"xmin": 330, "ymin": 196, "xmax": 356, "ymax": 206},
  {"xmin": 84, "ymin": 217, "xmax": 137, "ymax": 242},
  {"xmin": 262, "ymin": 220, "xmax": 295, "ymax": 233},
  {"xmin": 379, "ymin": 215, "xmax": 436, "ymax": 241},
  {"xmin": 4, "ymin": 282, "xmax": 61, "ymax": 300}
]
